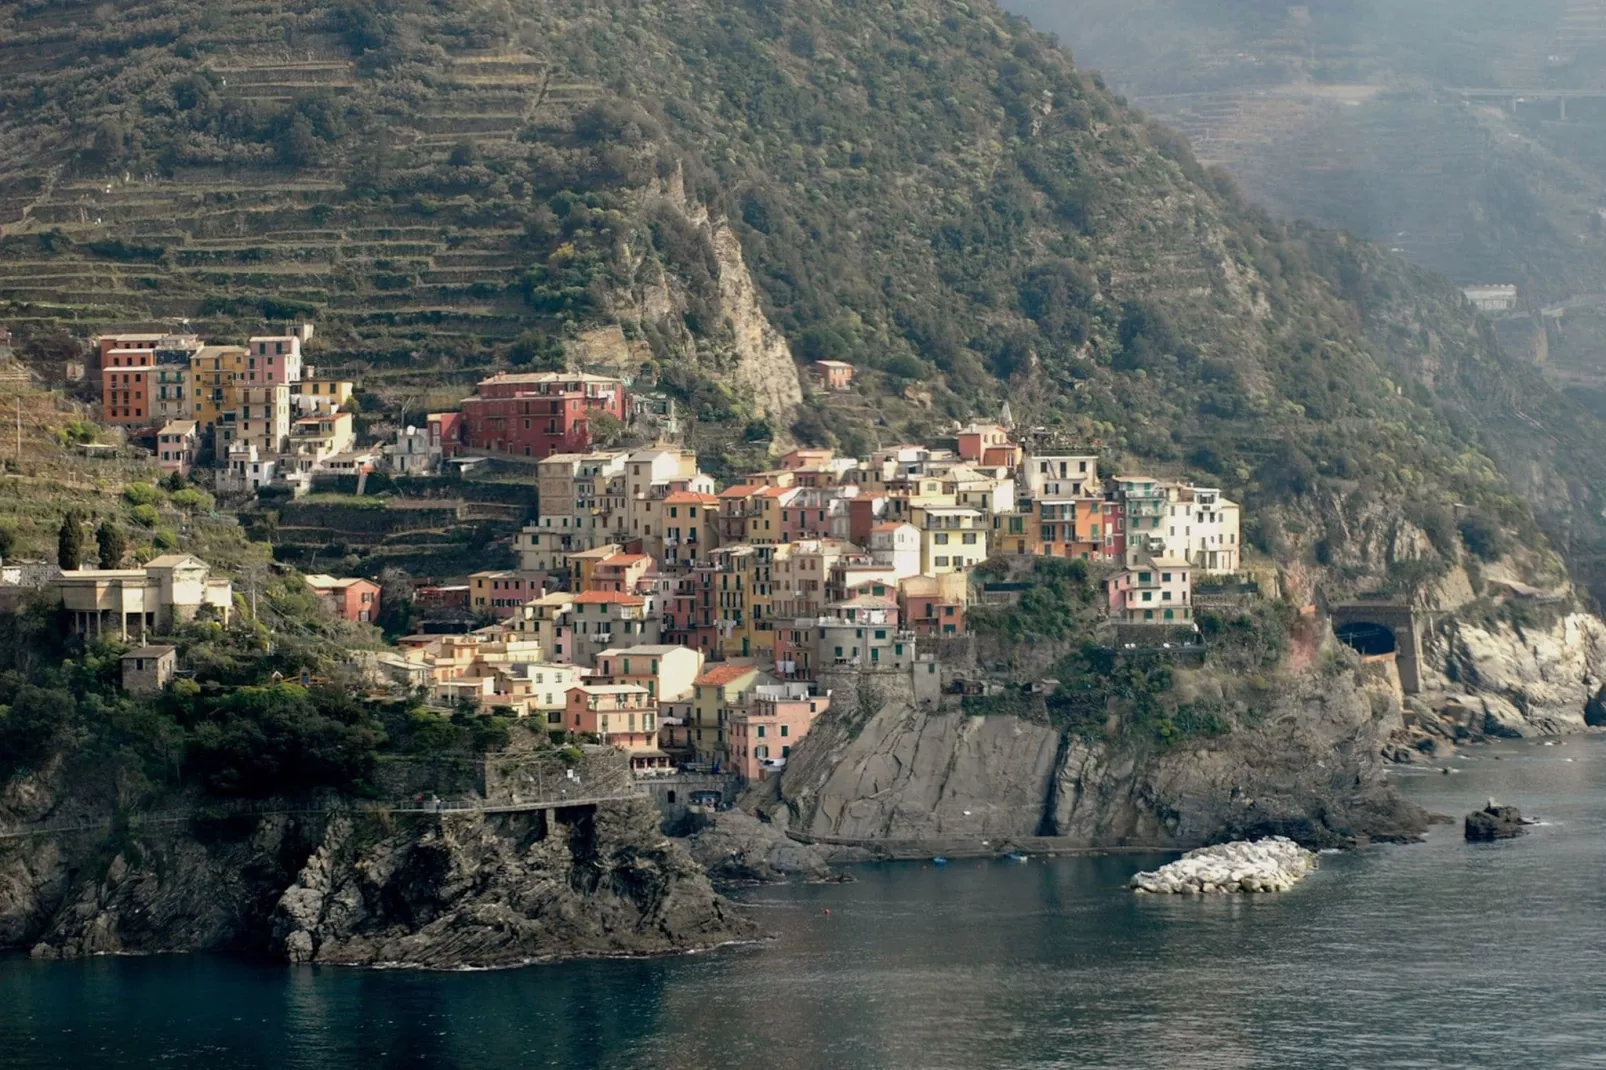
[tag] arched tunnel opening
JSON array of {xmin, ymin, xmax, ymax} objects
[{"xmin": 1335, "ymin": 621, "xmax": 1398, "ymax": 657}]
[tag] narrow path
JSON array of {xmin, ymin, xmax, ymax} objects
[{"xmin": 0, "ymin": 788, "xmax": 646, "ymax": 841}]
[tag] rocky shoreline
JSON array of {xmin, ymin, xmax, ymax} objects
[
  {"xmin": 3, "ymin": 795, "xmax": 756, "ymax": 969},
  {"xmin": 1129, "ymin": 838, "xmax": 1318, "ymax": 894}
]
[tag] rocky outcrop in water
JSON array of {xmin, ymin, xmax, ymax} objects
[
  {"xmin": 679, "ymin": 810, "xmax": 847, "ymax": 884},
  {"xmin": 778, "ymin": 669, "xmax": 1428, "ymax": 851},
  {"xmin": 1129, "ymin": 838, "xmax": 1317, "ymax": 894},
  {"xmin": 1464, "ymin": 802, "xmax": 1531, "ymax": 842}
]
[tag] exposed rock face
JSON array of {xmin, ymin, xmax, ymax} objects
[
  {"xmin": 274, "ymin": 800, "xmax": 752, "ymax": 968},
  {"xmin": 1129, "ymin": 838, "xmax": 1317, "ymax": 894},
  {"xmin": 629, "ymin": 169, "xmax": 804, "ymax": 421},
  {"xmin": 1464, "ymin": 803, "xmax": 1530, "ymax": 841},
  {"xmin": 780, "ymin": 671, "xmax": 1428, "ymax": 851},
  {"xmin": 679, "ymin": 810, "xmax": 845, "ymax": 884},
  {"xmin": 1, "ymin": 798, "xmax": 751, "ymax": 968},
  {"xmin": 1423, "ymin": 612, "xmax": 1606, "ymax": 737}
]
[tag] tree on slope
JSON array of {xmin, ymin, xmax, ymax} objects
[
  {"xmin": 95, "ymin": 520, "xmax": 125, "ymax": 570},
  {"xmin": 57, "ymin": 512, "xmax": 83, "ymax": 570}
]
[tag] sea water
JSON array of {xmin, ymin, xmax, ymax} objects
[{"xmin": 1, "ymin": 737, "xmax": 1603, "ymax": 1069}]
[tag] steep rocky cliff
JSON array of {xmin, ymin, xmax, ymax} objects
[
  {"xmin": 777, "ymin": 668, "xmax": 1427, "ymax": 851},
  {"xmin": 1416, "ymin": 610, "xmax": 1606, "ymax": 739},
  {"xmin": 626, "ymin": 170, "xmax": 803, "ymax": 422},
  {"xmin": 0, "ymin": 793, "xmax": 752, "ymax": 968}
]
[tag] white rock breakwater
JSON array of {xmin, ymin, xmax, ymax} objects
[{"xmin": 1129, "ymin": 837, "xmax": 1317, "ymax": 894}]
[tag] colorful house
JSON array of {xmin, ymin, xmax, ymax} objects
[
  {"xmin": 728, "ymin": 683, "xmax": 830, "ymax": 781},
  {"xmin": 305, "ymin": 575, "xmax": 381, "ymax": 624},
  {"xmin": 690, "ymin": 664, "xmax": 775, "ymax": 765}
]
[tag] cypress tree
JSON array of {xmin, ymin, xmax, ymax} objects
[
  {"xmin": 57, "ymin": 512, "xmax": 83, "ymax": 570},
  {"xmin": 96, "ymin": 519, "xmax": 125, "ymax": 570}
]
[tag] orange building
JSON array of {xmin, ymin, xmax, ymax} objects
[
  {"xmin": 102, "ymin": 348, "xmax": 155, "ymax": 426},
  {"xmin": 304, "ymin": 575, "xmax": 381, "ymax": 623}
]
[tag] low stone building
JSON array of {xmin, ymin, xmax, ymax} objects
[{"xmin": 121, "ymin": 645, "xmax": 176, "ymax": 694}]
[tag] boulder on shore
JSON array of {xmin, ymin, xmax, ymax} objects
[
  {"xmin": 1128, "ymin": 837, "xmax": 1317, "ymax": 895},
  {"xmin": 1464, "ymin": 801, "xmax": 1530, "ymax": 841}
]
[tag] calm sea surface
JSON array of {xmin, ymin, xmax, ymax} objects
[{"xmin": 2, "ymin": 737, "xmax": 1604, "ymax": 1069}]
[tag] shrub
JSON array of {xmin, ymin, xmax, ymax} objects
[
  {"xmin": 1458, "ymin": 512, "xmax": 1507, "ymax": 562},
  {"xmin": 131, "ymin": 504, "xmax": 160, "ymax": 528},
  {"xmin": 123, "ymin": 483, "xmax": 161, "ymax": 507}
]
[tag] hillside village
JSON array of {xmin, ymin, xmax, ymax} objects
[{"xmin": 40, "ymin": 325, "xmax": 1248, "ymax": 782}]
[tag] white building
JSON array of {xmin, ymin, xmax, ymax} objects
[
  {"xmin": 1022, "ymin": 451, "xmax": 1099, "ymax": 500},
  {"xmin": 384, "ymin": 425, "xmax": 441, "ymax": 476}
]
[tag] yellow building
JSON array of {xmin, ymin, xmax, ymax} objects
[
  {"xmin": 190, "ymin": 345, "xmax": 247, "ymax": 432},
  {"xmin": 913, "ymin": 505, "xmax": 989, "ymax": 574},
  {"xmin": 690, "ymin": 663, "xmax": 775, "ymax": 765},
  {"xmin": 290, "ymin": 379, "xmax": 354, "ymax": 416}
]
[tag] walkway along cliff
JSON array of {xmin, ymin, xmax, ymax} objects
[{"xmin": 0, "ymin": 749, "xmax": 753, "ymax": 968}]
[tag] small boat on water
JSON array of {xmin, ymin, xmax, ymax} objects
[
  {"xmin": 1006, "ymin": 852, "xmax": 1029, "ymax": 863},
  {"xmin": 932, "ymin": 856, "xmax": 949, "ymax": 865}
]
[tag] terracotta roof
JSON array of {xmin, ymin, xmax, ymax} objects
[
  {"xmin": 572, "ymin": 591, "xmax": 646, "ymax": 605},
  {"xmin": 719, "ymin": 484, "xmax": 766, "ymax": 498},
  {"xmin": 756, "ymin": 485, "xmax": 798, "ymax": 498},
  {"xmin": 870, "ymin": 521, "xmax": 908, "ymax": 533},
  {"xmin": 662, "ymin": 491, "xmax": 717, "ymax": 504},
  {"xmin": 599, "ymin": 553, "xmax": 652, "ymax": 566},
  {"xmin": 694, "ymin": 664, "xmax": 759, "ymax": 687}
]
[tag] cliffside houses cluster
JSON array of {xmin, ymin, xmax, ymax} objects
[
  {"xmin": 98, "ymin": 326, "xmax": 361, "ymax": 493},
  {"xmin": 88, "ymin": 332, "xmax": 1243, "ymax": 779},
  {"xmin": 365, "ymin": 427, "xmax": 1242, "ymax": 780}
]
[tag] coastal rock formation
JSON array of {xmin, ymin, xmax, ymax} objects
[
  {"xmin": 273, "ymin": 799, "xmax": 752, "ymax": 969},
  {"xmin": 1464, "ymin": 802, "xmax": 1531, "ymax": 842},
  {"xmin": 1, "ymin": 791, "xmax": 751, "ymax": 968},
  {"xmin": 1422, "ymin": 612, "xmax": 1606, "ymax": 737},
  {"xmin": 1129, "ymin": 838, "xmax": 1317, "ymax": 894},
  {"xmin": 779, "ymin": 670, "xmax": 1427, "ymax": 851},
  {"xmin": 680, "ymin": 810, "xmax": 841, "ymax": 884}
]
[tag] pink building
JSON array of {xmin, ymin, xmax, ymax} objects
[
  {"xmin": 728, "ymin": 683, "xmax": 829, "ymax": 781},
  {"xmin": 899, "ymin": 574, "xmax": 966, "ymax": 637},
  {"xmin": 244, "ymin": 335, "xmax": 303, "ymax": 385},
  {"xmin": 810, "ymin": 360, "xmax": 854, "ymax": 390},
  {"xmin": 564, "ymin": 683, "xmax": 670, "ymax": 774}
]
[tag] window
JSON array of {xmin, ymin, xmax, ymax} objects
[{"xmin": 757, "ymin": 725, "xmax": 766, "ymax": 738}]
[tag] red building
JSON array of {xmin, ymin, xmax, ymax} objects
[
  {"xmin": 305, "ymin": 575, "xmax": 381, "ymax": 624},
  {"xmin": 662, "ymin": 569, "xmax": 719, "ymax": 654},
  {"xmin": 458, "ymin": 372, "xmax": 626, "ymax": 459},
  {"xmin": 102, "ymin": 348, "xmax": 155, "ymax": 427}
]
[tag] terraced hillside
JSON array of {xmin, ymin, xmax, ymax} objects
[
  {"xmin": 0, "ymin": 5, "xmax": 613, "ymax": 378},
  {"xmin": 8, "ymin": 0, "xmax": 1606, "ymax": 597}
]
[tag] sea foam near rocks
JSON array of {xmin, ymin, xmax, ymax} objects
[{"xmin": 1129, "ymin": 837, "xmax": 1317, "ymax": 894}]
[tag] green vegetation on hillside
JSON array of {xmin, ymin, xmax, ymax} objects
[
  {"xmin": 0, "ymin": 0, "xmax": 1601, "ymax": 592},
  {"xmin": 0, "ymin": 593, "xmax": 507, "ymax": 801}
]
